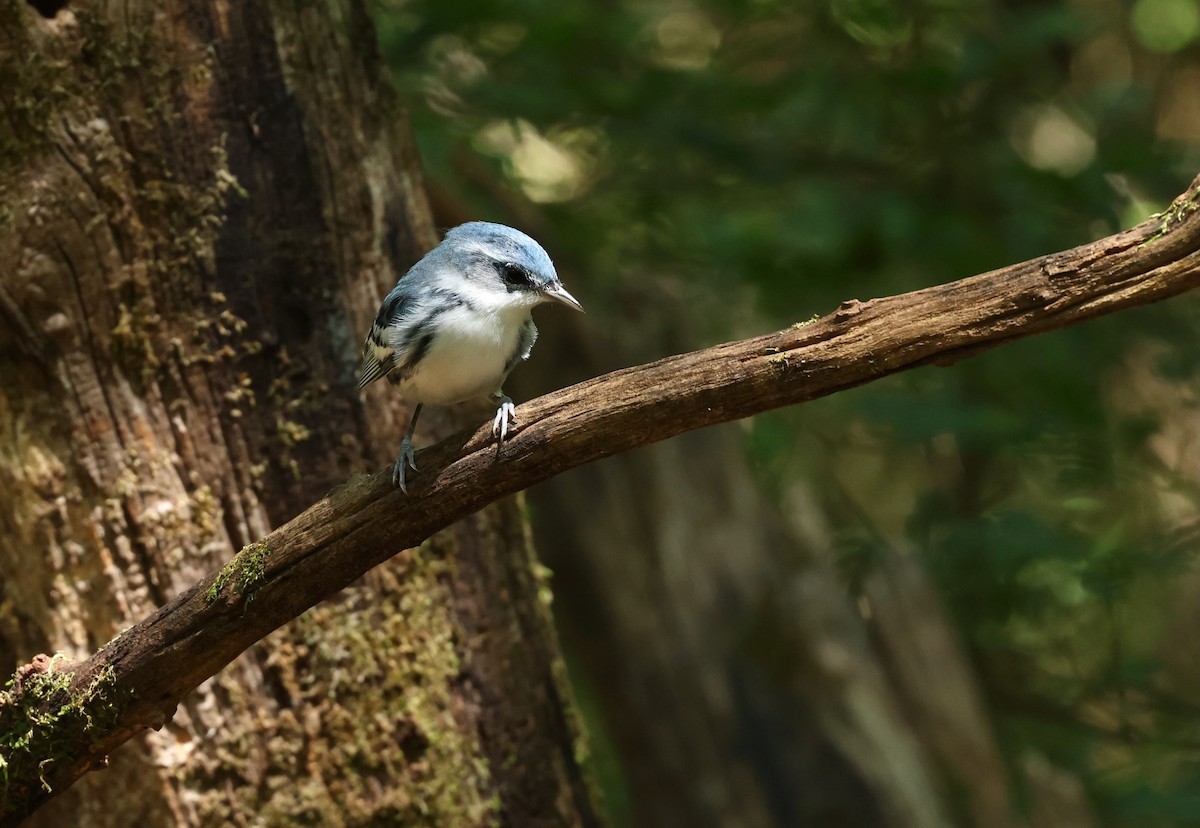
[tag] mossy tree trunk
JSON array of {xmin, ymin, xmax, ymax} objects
[{"xmin": 0, "ymin": 1, "xmax": 594, "ymax": 824}]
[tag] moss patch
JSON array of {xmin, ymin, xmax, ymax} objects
[
  {"xmin": 0, "ymin": 0, "xmax": 77, "ymax": 176},
  {"xmin": 184, "ymin": 545, "xmax": 498, "ymax": 825},
  {"xmin": 791, "ymin": 313, "xmax": 822, "ymax": 328},
  {"xmin": 1141, "ymin": 191, "xmax": 1200, "ymax": 247},
  {"xmin": 0, "ymin": 655, "xmax": 129, "ymax": 811},
  {"xmin": 205, "ymin": 542, "xmax": 273, "ymax": 605}
]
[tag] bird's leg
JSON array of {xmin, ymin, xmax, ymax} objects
[
  {"xmin": 393, "ymin": 403, "xmax": 423, "ymax": 492},
  {"xmin": 491, "ymin": 390, "xmax": 517, "ymax": 441}
]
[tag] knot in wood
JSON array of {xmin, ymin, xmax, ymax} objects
[
  {"xmin": 1040, "ymin": 256, "xmax": 1075, "ymax": 279},
  {"xmin": 11, "ymin": 653, "xmax": 54, "ymax": 693},
  {"xmin": 835, "ymin": 299, "xmax": 864, "ymax": 321},
  {"xmin": 1020, "ymin": 287, "xmax": 1057, "ymax": 307}
]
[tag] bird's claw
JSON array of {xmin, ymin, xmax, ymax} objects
[
  {"xmin": 492, "ymin": 398, "xmax": 518, "ymax": 441},
  {"xmin": 392, "ymin": 437, "xmax": 418, "ymax": 492}
]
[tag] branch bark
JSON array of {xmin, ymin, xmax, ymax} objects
[{"xmin": 4, "ymin": 176, "xmax": 1200, "ymax": 822}]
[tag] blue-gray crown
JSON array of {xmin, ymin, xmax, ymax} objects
[
  {"xmin": 444, "ymin": 221, "xmax": 583, "ymax": 312},
  {"xmin": 447, "ymin": 222, "xmax": 558, "ymax": 286}
]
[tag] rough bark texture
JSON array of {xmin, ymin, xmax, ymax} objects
[
  {"xmin": 4, "ymin": 155, "xmax": 1200, "ymax": 820},
  {"xmin": 0, "ymin": 2, "xmax": 593, "ymax": 826}
]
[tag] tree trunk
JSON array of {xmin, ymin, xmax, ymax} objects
[{"xmin": 0, "ymin": 1, "xmax": 594, "ymax": 824}]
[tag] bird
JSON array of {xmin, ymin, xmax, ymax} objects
[{"xmin": 358, "ymin": 221, "xmax": 583, "ymax": 492}]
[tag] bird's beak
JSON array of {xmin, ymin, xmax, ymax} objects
[{"xmin": 545, "ymin": 283, "xmax": 584, "ymax": 312}]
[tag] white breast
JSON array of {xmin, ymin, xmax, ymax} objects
[{"xmin": 395, "ymin": 301, "xmax": 529, "ymax": 405}]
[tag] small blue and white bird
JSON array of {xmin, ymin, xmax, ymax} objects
[{"xmin": 358, "ymin": 222, "xmax": 583, "ymax": 491}]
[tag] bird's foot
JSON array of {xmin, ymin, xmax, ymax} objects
[
  {"xmin": 392, "ymin": 436, "xmax": 418, "ymax": 492},
  {"xmin": 492, "ymin": 397, "xmax": 517, "ymax": 441}
]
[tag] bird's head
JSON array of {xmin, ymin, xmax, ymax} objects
[{"xmin": 444, "ymin": 221, "xmax": 584, "ymax": 313}]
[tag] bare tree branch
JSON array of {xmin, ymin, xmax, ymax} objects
[{"xmin": 3, "ymin": 175, "xmax": 1200, "ymax": 823}]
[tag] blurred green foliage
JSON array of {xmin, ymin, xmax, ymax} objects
[{"xmin": 374, "ymin": 0, "xmax": 1200, "ymax": 824}]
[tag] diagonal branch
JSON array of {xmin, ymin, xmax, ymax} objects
[{"xmin": 4, "ymin": 175, "xmax": 1200, "ymax": 822}]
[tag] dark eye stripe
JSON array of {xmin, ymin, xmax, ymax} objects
[{"xmin": 497, "ymin": 261, "xmax": 534, "ymax": 288}]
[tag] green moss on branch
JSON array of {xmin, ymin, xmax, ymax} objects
[
  {"xmin": 0, "ymin": 656, "xmax": 128, "ymax": 810},
  {"xmin": 205, "ymin": 542, "xmax": 273, "ymax": 605}
]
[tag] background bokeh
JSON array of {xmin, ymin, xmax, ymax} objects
[{"xmin": 373, "ymin": 1, "xmax": 1200, "ymax": 824}]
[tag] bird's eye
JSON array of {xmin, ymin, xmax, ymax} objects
[{"xmin": 497, "ymin": 262, "xmax": 533, "ymax": 288}]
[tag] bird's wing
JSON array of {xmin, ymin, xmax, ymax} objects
[
  {"xmin": 502, "ymin": 317, "xmax": 538, "ymax": 379},
  {"xmin": 358, "ymin": 286, "xmax": 417, "ymax": 388}
]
